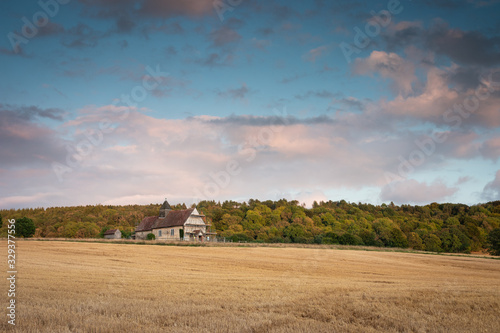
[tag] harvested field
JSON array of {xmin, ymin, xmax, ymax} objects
[{"xmin": 2, "ymin": 240, "xmax": 499, "ymax": 332}]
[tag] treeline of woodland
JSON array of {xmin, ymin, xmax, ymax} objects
[{"xmin": 1, "ymin": 199, "xmax": 500, "ymax": 253}]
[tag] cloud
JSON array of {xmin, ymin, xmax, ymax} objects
[
  {"xmin": 383, "ymin": 20, "xmax": 500, "ymax": 67},
  {"xmin": 480, "ymin": 137, "xmax": 500, "ymax": 161},
  {"xmin": 378, "ymin": 66, "xmax": 500, "ymax": 128},
  {"xmin": 251, "ymin": 38, "xmax": 271, "ymax": 50},
  {"xmin": 0, "ymin": 104, "xmax": 66, "ymax": 121},
  {"xmin": 210, "ymin": 27, "xmax": 242, "ymax": 47},
  {"xmin": 141, "ymin": 22, "xmax": 184, "ymax": 38},
  {"xmin": 194, "ymin": 53, "xmax": 234, "ymax": 67},
  {"xmin": 423, "ymin": 0, "xmax": 500, "ymax": 8},
  {"xmin": 257, "ymin": 27, "xmax": 274, "ymax": 36},
  {"xmin": 138, "ymin": 0, "xmax": 214, "ymax": 17},
  {"xmin": 79, "ymin": 0, "xmax": 214, "ymax": 18},
  {"xmin": 37, "ymin": 21, "xmax": 65, "ymax": 37},
  {"xmin": 353, "ymin": 51, "xmax": 417, "ymax": 96},
  {"xmin": 0, "ymin": 108, "xmax": 425, "ymax": 208},
  {"xmin": 482, "ymin": 170, "xmax": 500, "ymax": 201},
  {"xmin": 216, "ymin": 84, "xmax": 251, "ymax": 101},
  {"xmin": 114, "ymin": 14, "xmax": 136, "ymax": 33},
  {"xmin": 280, "ymin": 73, "xmax": 308, "ymax": 84},
  {"xmin": 425, "ymin": 21, "xmax": 500, "ymax": 66},
  {"xmin": 0, "ymin": 45, "xmax": 29, "ymax": 57},
  {"xmin": 380, "ymin": 179, "xmax": 458, "ymax": 204},
  {"xmin": 194, "ymin": 114, "xmax": 335, "ymax": 127},
  {"xmin": 383, "ymin": 21, "xmax": 423, "ymax": 50},
  {"xmin": 0, "ymin": 105, "xmax": 66, "ymax": 168},
  {"xmin": 295, "ymin": 90, "xmax": 340, "ymax": 100},
  {"xmin": 455, "ymin": 176, "xmax": 472, "ymax": 185},
  {"xmin": 422, "ymin": 0, "xmax": 464, "ymax": 8},
  {"xmin": 304, "ymin": 45, "xmax": 329, "ymax": 62},
  {"xmin": 0, "ymin": 102, "xmax": 496, "ymax": 208},
  {"xmin": 332, "ymin": 97, "xmax": 366, "ymax": 111},
  {"xmin": 62, "ymin": 23, "xmax": 104, "ymax": 48}
]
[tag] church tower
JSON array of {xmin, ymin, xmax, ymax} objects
[{"xmin": 159, "ymin": 198, "xmax": 172, "ymax": 218}]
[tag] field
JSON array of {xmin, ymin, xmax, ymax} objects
[{"xmin": 2, "ymin": 241, "xmax": 499, "ymax": 332}]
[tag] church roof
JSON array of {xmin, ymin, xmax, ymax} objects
[
  {"xmin": 161, "ymin": 199, "xmax": 172, "ymax": 210},
  {"xmin": 135, "ymin": 216, "xmax": 157, "ymax": 232},
  {"xmin": 136, "ymin": 208, "xmax": 199, "ymax": 232},
  {"xmin": 153, "ymin": 208, "xmax": 194, "ymax": 229}
]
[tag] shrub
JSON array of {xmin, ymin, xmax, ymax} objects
[
  {"xmin": 99, "ymin": 227, "xmax": 110, "ymax": 238},
  {"xmin": 339, "ymin": 233, "xmax": 363, "ymax": 245},
  {"xmin": 230, "ymin": 233, "xmax": 252, "ymax": 242},
  {"xmin": 147, "ymin": 233, "xmax": 155, "ymax": 240}
]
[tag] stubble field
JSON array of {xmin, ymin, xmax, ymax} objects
[{"xmin": 2, "ymin": 240, "xmax": 499, "ymax": 332}]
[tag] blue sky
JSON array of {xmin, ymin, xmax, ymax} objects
[{"xmin": 1, "ymin": 0, "xmax": 500, "ymax": 209}]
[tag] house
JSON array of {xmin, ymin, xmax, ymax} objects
[
  {"xmin": 104, "ymin": 229, "xmax": 122, "ymax": 239},
  {"xmin": 135, "ymin": 199, "xmax": 215, "ymax": 241}
]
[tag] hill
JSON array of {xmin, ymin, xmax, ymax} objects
[{"xmin": 1, "ymin": 199, "xmax": 500, "ymax": 253}]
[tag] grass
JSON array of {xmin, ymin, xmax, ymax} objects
[
  {"xmin": 23, "ymin": 237, "xmax": 500, "ymax": 260},
  {"xmin": 2, "ymin": 240, "xmax": 499, "ymax": 332}
]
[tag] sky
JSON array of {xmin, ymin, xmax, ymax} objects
[{"xmin": 1, "ymin": 0, "xmax": 500, "ymax": 209}]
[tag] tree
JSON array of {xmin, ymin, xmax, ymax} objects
[
  {"xmin": 486, "ymin": 228, "xmax": 500, "ymax": 255},
  {"xmin": 339, "ymin": 233, "xmax": 363, "ymax": 245},
  {"xmin": 17, "ymin": 217, "xmax": 36, "ymax": 238},
  {"xmin": 99, "ymin": 226, "xmax": 110, "ymax": 238},
  {"xmin": 408, "ymin": 232, "xmax": 425, "ymax": 250},
  {"xmin": 283, "ymin": 224, "xmax": 306, "ymax": 243},
  {"xmin": 121, "ymin": 230, "xmax": 132, "ymax": 239},
  {"xmin": 389, "ymin": 228, "xmax": 408, "ymax": 248},
  {"xmin": 424, "ymin": 234, "xmax": 442, "ymax": 252}
]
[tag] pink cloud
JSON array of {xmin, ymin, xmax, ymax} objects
[
  {"xmin": 353, "ymin": 51, "xmax": 417, "ymax": 96},
  {"xmin": 380, "ymin": 179, "xmax": 458, "ymax": 204},
  {"xmin": 304, "ymin": 45, "xmax": 329, "ymax": 62},
  {"xmin": 480, "ymin": 137, "xmax": 500, "ymax": 161}
]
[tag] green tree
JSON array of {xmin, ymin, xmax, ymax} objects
[
  {"xmin": 121, "ymin": 230, "xmax": 132, "ymax": 239},
  {"xmin": 389, "ymin": 228, "xmax": 408, "ymax": 248},
  {"xmin": 283, "ymin": 224, "xmax": 306, "ymax": 243},
  {"xmin": 486, "ymin": 228, "xmax": 500, "ymax": 255},
  {"xmin": 408, "ymin": 232, "xmax": 425, "ymax": 250},
  {"xmin": 99, "ymin": 226, "xmax": 110, "ymax": 238},
  {"xmin": 424, "ymin": 234, "xmax": 442, "ymax": 252},
  {"xmin": 16, "ymin": 217, "xmax": 36, "ymax": 238},
  {"xmin": 339, "ymin": 233, "xmax": 363, "ymax": 245}
]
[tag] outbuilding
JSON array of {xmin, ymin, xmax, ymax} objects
[{"xmin": 103, "ymin": 228, "xmax": 122, "ymax": 239}]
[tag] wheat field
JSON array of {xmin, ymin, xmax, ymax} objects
[{"xmin": 1, "ymin": 240, "xmax": 499, "ymax": 332}]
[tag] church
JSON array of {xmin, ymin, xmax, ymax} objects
[{"xmin": 134, "ymin": 199, "xmax": 215, "ymax": 241}]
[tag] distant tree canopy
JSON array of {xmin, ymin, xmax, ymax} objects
[
  {"xmin": 1, "ymin": 200, "xmax": 500, "ymax": 254},
  {"xmin": 486, "ymin": 228, "xmax": 500, "ymax": 255},
  {"xmin": 16, "ymin": 217, "xmax": 36, "ymax": 238}
]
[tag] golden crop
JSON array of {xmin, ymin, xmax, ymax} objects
[{"xmin": 2, "ymin": 240, "xmax": 499, "ymax": 332}]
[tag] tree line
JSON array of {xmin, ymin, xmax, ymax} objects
[{"xmin": 1, "ymin": 199, "xmax": 500, "ymax": 254}]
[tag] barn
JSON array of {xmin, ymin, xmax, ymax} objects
[
  {"xmin": 103, "ymin": 229, "xmax": 122, "ymax": 239},
  {"xmin": 135, "ymin": 199, "xmax": 215, "ymax": 241}
]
